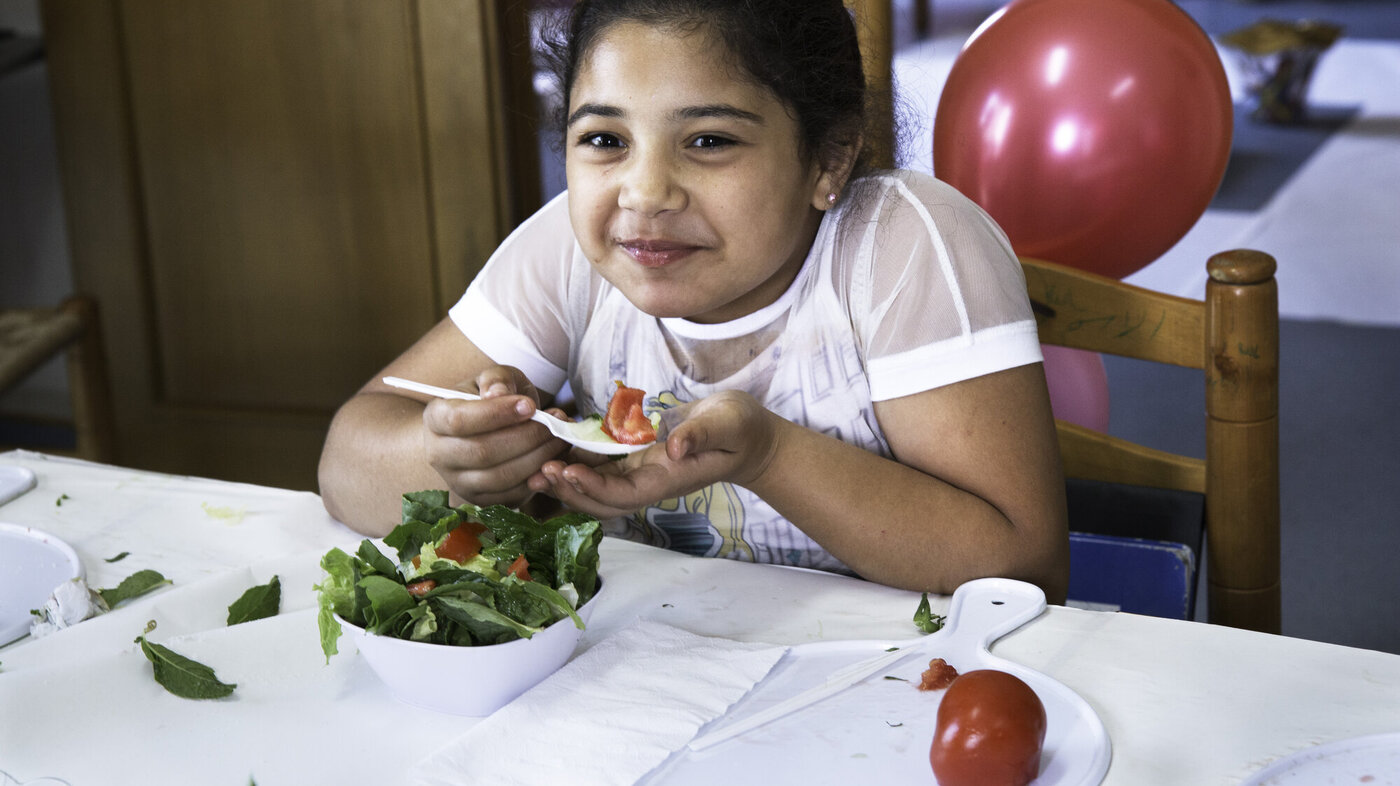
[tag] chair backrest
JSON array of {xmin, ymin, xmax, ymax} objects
[
  {"xmin": 1023, "ymin": 252, "xmax": 1281, "ymax": 633},
  {"xmin": 0, "ymin": 295, "xmax": 116, "ymax": 464}
]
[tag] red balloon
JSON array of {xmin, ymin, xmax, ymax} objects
[{"xmin": 933, "ymin": 0, "xmax": 1232, "ymax": 279}]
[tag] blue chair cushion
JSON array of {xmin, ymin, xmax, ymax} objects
[{"xmin": 1064, "ymin": 479, "xmax": 1206, "ymax": 620}]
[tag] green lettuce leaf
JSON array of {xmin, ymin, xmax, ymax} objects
[
  {"xmin": 913, "ymin": 593, "xmax": 946, "ymax": 634},
  {"xmin": 97, "ymin": 569, "xmax": 172, "ymax": 608},
  {"xmin": 432, "ymin": 595, "xmax": 544, "ymax": 644},
  {"xmin": 135, "ymin": 621, "xmax": 236, "ymax": 699},
  {"xmin": 355, "ymin": 540, "xmax": 398, "ymax": 578},
  {"xmin": 358, "ymin": 575, "xmax": 417, "ymax": 634},
  {"xmin": 226, "ymin": 575, "xmax": 280, "ymax": 626},
  {"xmin": 553, "ymin": 516, "xmax": 601, "ymax": 603},
  {"xmin": 314, "ymin": 548, "xmax": 357, "ymax": 662}
]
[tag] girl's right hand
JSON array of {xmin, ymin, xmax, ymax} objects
[{"xmin": 419, "ymin": 366, "xmax": 570, "ymax": 508}]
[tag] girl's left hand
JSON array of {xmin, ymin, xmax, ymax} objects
[{"xmin": 530, "ymin": 391, "xmax": 778, "ymax": 518}]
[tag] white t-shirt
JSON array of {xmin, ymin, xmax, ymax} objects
[{"xmin": 450, "ymin": 170, "xmax": 1041, "ymax": 573}]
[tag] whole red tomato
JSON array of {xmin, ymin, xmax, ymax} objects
[{"xmin": 929, "ymin": 669, "xmax": 1047, "ymax": 786}]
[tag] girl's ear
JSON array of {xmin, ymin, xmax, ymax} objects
[{"xmin": 810, "ymin": 133, "xmax": 864, "ymax": 211}]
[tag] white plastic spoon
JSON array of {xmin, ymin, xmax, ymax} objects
[{"xmin": 382, "ymin": 376, "xmax": 650, "ymax": 455}]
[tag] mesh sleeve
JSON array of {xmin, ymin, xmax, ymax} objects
[{"xmin": 846, "ymin": 174, "xmax": 1043, "ymax": 401}]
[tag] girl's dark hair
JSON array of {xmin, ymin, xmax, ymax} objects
[{"xmin": 538, "ymin": 0, "xmax": 873, "ymax": 178}]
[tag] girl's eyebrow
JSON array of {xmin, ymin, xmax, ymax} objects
[
  {"xmin": 568, "ymin": 102, "xmax": 622, "ymax": 126},
  {"xmin": 672, "ymin": 104, "xmax": 764, "ymax": 124},
  {"xmin": 566, "ymin": 102, "xmax": 765, "ymax": 126}
]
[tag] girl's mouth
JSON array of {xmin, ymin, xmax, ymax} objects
[{"xmin": 619, "ymin": 238, "xmax": 700, "ymax": 268}]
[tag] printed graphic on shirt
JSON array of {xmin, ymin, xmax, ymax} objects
[
  {"xmin": 605, "ymin": 386, "xmax": 862, "ymax": 573},
  {"xmin": 643, "ymin": 480, "xmax": 753, "ymax": 560}
]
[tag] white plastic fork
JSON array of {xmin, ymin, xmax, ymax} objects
[{"xmin": 381, "ymin": 376, "xmax": 650, "ymax": 455}]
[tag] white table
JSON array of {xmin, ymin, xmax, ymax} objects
[{"xmin": 2, "ymin": 449, "xmax": 1398, "ymax": 785}]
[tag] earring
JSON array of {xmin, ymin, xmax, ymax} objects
[{"xmin": 825, "ymin": 192, "xmax": 838, "ymax": 206}]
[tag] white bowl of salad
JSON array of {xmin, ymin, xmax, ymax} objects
[{"xmin": 316, "ymin": 491, "xmax": 605, "ymax": 716}]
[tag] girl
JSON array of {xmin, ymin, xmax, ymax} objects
[{"xmin": 318, "ymin": 0, "xmax": 1070, "ymax": 601}]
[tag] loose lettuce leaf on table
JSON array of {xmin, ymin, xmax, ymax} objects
[
  {"xmin": 226, "ymin": 575, "xmax": 281, "ymax": 626},
  {"xmin": 97, "ymin": 569, "xmax": 171, "ymax": 608},
  {"xmin": 135, "ymin": 620, "xmax": 237, "ymax": 699},
  {"xmin": 913, "ymin": 593, "xmax": 947, "ymax": 634}
]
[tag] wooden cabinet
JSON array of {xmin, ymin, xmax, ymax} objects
[{"xmin": 40, "ymin": 0, "xmax": 539, "ymax": 490}]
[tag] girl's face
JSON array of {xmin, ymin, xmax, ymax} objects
[{"xmin": 565, "ymin": 21, "xmax": 834, "ymax": 324}]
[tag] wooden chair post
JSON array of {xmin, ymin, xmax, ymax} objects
[
  {"xmin": 846, "ymin": 0, "xmax": 896, "ymax": 169},
  {"xmin": 61, "ymin": 296, "xmax": 117, "ymax": 464},
  {"xmin": 1204, "ymin": 250, "xmax": 1281, "ymax": 633}
]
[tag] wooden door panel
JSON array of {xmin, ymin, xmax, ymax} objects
[
  {"xmin": 40, "ymin": 0, "xmax": 535, "ymax": 490},
  {"xmin": 119, "ymin": 0, "xmax": 438, "ymax": 411}
]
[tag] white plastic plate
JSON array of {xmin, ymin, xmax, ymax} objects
[
  {"xmin": 1240, "ymin": 733, "xmax": 1400, "ymax": 785},
  {"xmin": 0, "ymin": 466, "xmax": 37, "ymax": 506},
  {"xmin": 0, "ymin": 523, "xmax": 85, "ymax": 646},
  {"xmin": 645, "ymin": 578, "xmax": 1111, "ymax": 785}
]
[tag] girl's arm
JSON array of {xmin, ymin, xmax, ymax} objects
[
  {"xmin": 318, "ymin": 318, "xmax": 566, "ymax": 536},
  {"xmin": 537, "ymin": 363, "xmax": 1070, "ymax": 602},
  {"xmin": 755, "ymin": 363, "xmax": 1069, "ymax": 601}
]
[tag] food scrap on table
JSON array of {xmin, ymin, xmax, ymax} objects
[
  {"xmin": 201, "ymin": 502, "xmax": 247, "ymax": 524},
  {"xmin": 912, "ymin": 592, "xmax": 946, "ymax": 634},
  {"xmin": 918, "ymin": 657, "xmax": 960, "ymax": 691},
  {"xmin": 29, "ymin": 568, "xmax": 172, "ymax": 638},
  {"xmin": 28, "ymin": 577, "xmax": 105, "ymax": 638}
]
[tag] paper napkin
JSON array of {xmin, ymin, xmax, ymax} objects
[{"xmin": 408, "ymin": 620, "xmax": 788, "ymax": 786}]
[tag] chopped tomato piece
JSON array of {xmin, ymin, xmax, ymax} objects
[
  {"xmin": 602, "ymin": 383, "xmax": 656, "ymax": 445},
  {"xmin": 407, "ymin": 579, "xmax": 437, "ymax": 597},
  {"xmin": 435, "ymin": 520, "xmax": 487, "ymax": 564},
  {"xmin": 507, "ymin": 555, "xmax": 532, "ymax": 582},
  {"xmin": 918, "ymin": 658, "xmax": 959, "ymax": 691}
]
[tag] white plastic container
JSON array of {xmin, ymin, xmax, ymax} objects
[{"xmin": 341, "ymin": 579, "xmax": 602, "ymax": 716}]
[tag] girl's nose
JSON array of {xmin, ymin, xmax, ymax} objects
[{"xmin": 617, "ymin": 148, "xmax": 685, "ymax": 217}]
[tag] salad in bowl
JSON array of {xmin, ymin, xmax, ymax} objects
[{"xmin": 316, "ymin": 490, "xmax": 604, "ymax": 714}]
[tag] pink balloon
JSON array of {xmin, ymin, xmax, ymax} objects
[
  {"xmin": 1041, "ymin": 345, "xmax": 1110, "ymax": 432},
  {"xmin": 933, "ymin": 0, "xmax": 1232, "ymax": 279}
]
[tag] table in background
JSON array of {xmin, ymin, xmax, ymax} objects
[{"xmin": 1, "ymin": 449, "xmax": 1398, "ymax": 785}]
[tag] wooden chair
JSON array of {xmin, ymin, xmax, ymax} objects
[
  {"xmin": 1023, "ymin": 252, "xmax": 1281, "ymax": 633},
  {"xmin": 0, "ymin": 295, "xmax": 117, "ymax": 464}
]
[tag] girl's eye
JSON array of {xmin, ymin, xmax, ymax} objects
[
  {"xmin": 578, "ymin": 132, "xmax": 624, "ymax": 149},
  {"xmin": 690, "ymin": 134, "xmax": 735, "ymax": 149}
]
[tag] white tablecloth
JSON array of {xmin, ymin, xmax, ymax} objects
[{"xmin": 2, "ymin": 449, "xmax": 1399, "ymax": 785}]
